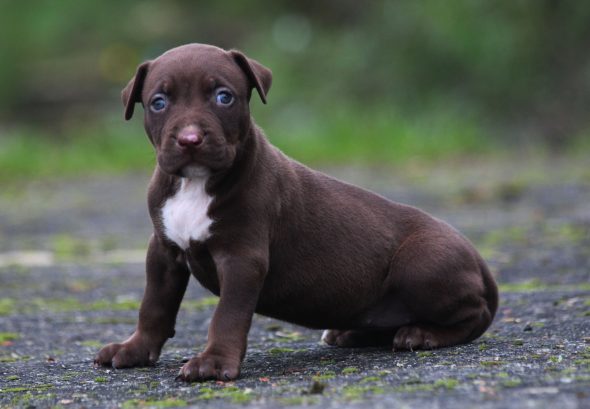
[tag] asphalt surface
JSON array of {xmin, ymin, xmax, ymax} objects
[{"xmin": 0, "ymin": 158, "xmax": 589, "ymax": 408}]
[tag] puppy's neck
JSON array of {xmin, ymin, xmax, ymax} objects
[{"xmin": 181, "ymin": 165, "xmax": 211, "ymax": 180}]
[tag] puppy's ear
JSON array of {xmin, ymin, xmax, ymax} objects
[
  {"xmin": 230, "ymin": 50, "xmax": 272, "ymax": 104},
  {"xmin": 121, "ymin": 61, "xmax": 151, "ymax": 120}
]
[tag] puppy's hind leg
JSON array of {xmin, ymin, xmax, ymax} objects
[{"xmin": 389, "ymin": 234, "xmax": 498, "ymax": 352}]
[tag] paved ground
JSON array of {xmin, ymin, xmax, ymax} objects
[{"xmin": 0, "ymin": 157, "xmax": 589, "ymax": 408}]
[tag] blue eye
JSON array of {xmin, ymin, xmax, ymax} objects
[
  {"xmin": 216, "ymin": 90, "xmax": 234, "ymax": 106},
  {"xmin": 150, "ymin": 95, "xmax": 167, "ymax": 112}
]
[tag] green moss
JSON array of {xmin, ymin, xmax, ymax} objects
[
  {"xmin": 269, "ymin": 347, "xmax": 299, "ymax": 354},
  {"xmin": 9, "ymin": 391, "xmax": 32, "ymax": 407},
  {"xmin": 342, "ymin": 384, "xmax": 385, "ymax": 399},
  {"xmin": 501, "ymin": 378, "xmax": 522, "ymax": 388},
  {"xmin": 90, "ymin": 317, "xmax": 137, "ymax": 325},
  {"xmin": 434, "ymin": 378, "xmax": 459, "ymax": 390},
  {"xmin": 52, "ymin": 234, "xmax": 92, "ymax": 259},
  {"xmin": 5, "ymin": 375, "xmax": 19, "ymax": 381},
  {"xmin": 499, "ymin": 279, "xmax": 548, "ymax": 292},
  {"xmin": 478, "ymin": 343, "xmax": 488, "ymax": 351},
  {"xmin": 513, "ymin": 339, "xmax": 524, "ymax": 346},
  {"xmin": 360, "ymin": 376, "xmax": 381, "ymax": 384},
  {"xmin": 197, "ymin": 385, "xmax": 254, "ymax": 403},
  {"xmin": 341, "ymin": 367, "xmax": 359, "ymax": 375},
  {"xmin": 0, "ymin": 332, "xmax": 19, "ymax": 342},
  {"xmin": 1, "ymin": 387, "xmax": 28, "ymax": 393},
  {"xmin": 66, "ymin": 279, "xmax": 97, "ymax": 293},
  {"xmin": 122, "ymin": 398, "xmax": 187, "ymax": 408},
  {"xmin": 574, "ymin": 359, "xmax": 590, "ymax": 366},
  {"xmin": 499, "ymin": 280, "xmax": 590, "ymax": 293},
  {"xmin": 94, "ymin": 376, "xmax": 109, "ymax": 383},
  {"xmin": 80, "ymin": 340, "xmax": 103, "ymax": 348},
  {"xmin": 274, "ymin": 330, "xmax": 305, "ymax": 342},
  {"xmin": 0, "ymin": 298, "xmax": 15, "ymax": 316},
  {"xmin": 478, "ymin": 226, "xmax": 528, "ymax": 249},
  {"xmin": 394, "ymin": 378, "xmax": 458, "ymax": 393},
  {"xmin": 417, "ymin": 351, "xmax": 434, "ymax": 358},
  {"xmin": 0, "ymin": 384, "xmax": 53, "ymax": 394},
  {"xmin": 559, "ymin": 367, "xmax": 577, "ymax": 375},
  {"xmin": 1, "ymin": 354, "xmax": 29, "ymax": 363},
  {"xmin": 551, "ymin": 224, "xmax": 586, "ymax": 242},
  {"xmin": 312, "ymin": 371, "xmax": 336, "ymax": 381},
  {"xmin": 31, "ymin": 297, "xmax": 140, "ymax": 312},
  {"xmin": 480, "ymin": 360, "xmax": 506, "ymax": 366},
  {"xmin": 394, "ymin": 383, "xmax": 435, "ymax": 393},
  {"xmin": 182, "ymin": 296, "xmax": 218, "ymax": 311}
]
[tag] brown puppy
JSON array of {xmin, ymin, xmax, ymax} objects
[{"xmin": 95, "ymin": 43, "xmax": 498, "ymax": 382}]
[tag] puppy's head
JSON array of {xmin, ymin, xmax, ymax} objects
[{"xmin": 122, "ymin": 44, "xmax": 272, "ymax": 177}]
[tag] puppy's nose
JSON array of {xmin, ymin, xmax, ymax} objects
[{"xmin": 177, "ymin": 126, "xmax": 203, "ymax": 147}]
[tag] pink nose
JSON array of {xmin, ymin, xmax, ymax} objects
[{"xmin": 177, "ymin": 126, "xmax": 203, "ymax": 147}]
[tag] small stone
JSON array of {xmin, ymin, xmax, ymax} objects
[
  {"xmin": 523, "ymin": 323, "xmax": 533, "ymax": 332},
  {"xmin": 554, "ymin": 344, "xmax": 565, "ymax": 349},
  {"xmin": 308, "ymin": 380, "xmax": 326, "ymax": 395}
]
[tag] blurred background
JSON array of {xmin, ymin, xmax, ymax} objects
[{"xmin": 1, "ymin": 0, "xmax": 590, "ymax": 180}]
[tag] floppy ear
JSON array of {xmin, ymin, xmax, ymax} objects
[
  {"xmin": 229, "ymin": 50, "xmax": 272, "ymax": 104},
  {"xmin": 121, "ymin": 61, "xmax": 151, "ymax": 120}
]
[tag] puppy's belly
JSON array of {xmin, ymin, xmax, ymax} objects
[
  {"xmin": 254, "ymin": 289, "xmax": 413, "ymax": 330},
  {"xmin": 255, "ymin": 269, "xmax": 406, "ymax": 329}
]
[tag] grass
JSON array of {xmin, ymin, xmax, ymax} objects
[
  {"xmin": 0, "ymin": 121, "xmax": 153, "ymax": 182},
  {"xmin": 0, "ymin": 107, "xmax": 495, "ymax": 182},
  {"xmin": 264, "ymin": 107, "xmax": 494, "ymax": 165}
]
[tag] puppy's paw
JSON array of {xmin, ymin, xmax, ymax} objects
[
  {"xmin": 94, "ymin": 337, "xmax": 159, "ymax": 369},
  {"xmin": 322, "ymin": 329, "xmax": 392, "ymax": 347},
  {"xmin": 393, "ymin": 325, "xmax": 439, "ymax": 351},
  {"xmin": 321, "ymin": 330, "xmax": 339, "ymax": 346},
  {"xmin": 176, "ymin": 353, "xmax": 240, "ymax": 382},
  {"xmin": 321, "ymin": 330, "xmax": 360, "ymax": 347}
]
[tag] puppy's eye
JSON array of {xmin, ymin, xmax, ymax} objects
[
  {"xmin": 215, "ymin": 89, "xmax": 234, "ymax": 106},
  {"xmin": 150, "ymin": 94, "xmax": 167, "ymax": 112}
]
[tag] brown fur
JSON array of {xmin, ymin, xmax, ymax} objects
[{"xmin": 95, "ymin": 44, "xmax": 498, "ymax": 381}]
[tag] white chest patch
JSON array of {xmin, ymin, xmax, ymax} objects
[{"xmin": 161, "ymin": 177, "xmax": 214, "ymax": 250}]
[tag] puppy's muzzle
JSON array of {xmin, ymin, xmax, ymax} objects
[{"xmin": 177, "ymin": 125, "xmax": 204, "ymax": 148}]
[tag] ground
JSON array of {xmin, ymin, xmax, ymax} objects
[{"xmin": 0, "ymin": 157, "xmax": 589, "ymax": 408}]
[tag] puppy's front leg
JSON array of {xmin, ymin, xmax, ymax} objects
[
  {"xmin": 95, "ymin": 235, "xmax": 190, "ymax": 368},
  {"xmin": 178, "ymin": 248, "xmax": 266, "ymax": 382}
]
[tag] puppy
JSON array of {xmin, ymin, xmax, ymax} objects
[{"xmin": 95, "ymin": 43, "xmax": 498, "ymax": 382}]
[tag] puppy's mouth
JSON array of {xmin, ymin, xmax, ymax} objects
[{"xmin": 156, "ymin": 135, "xmax": 235, "ymax": 178}]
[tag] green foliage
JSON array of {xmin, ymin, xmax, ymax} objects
[
  {"xmin": 1, "ymin": 1, "xmax": 589, "ymax": 180},
  {"xmin": 0, "ymin": 108, "xmax": 492, "ymax": 180},
  {"xmin": 0, "ymin": 125, "xmax": 152, "ymax": 182}
]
